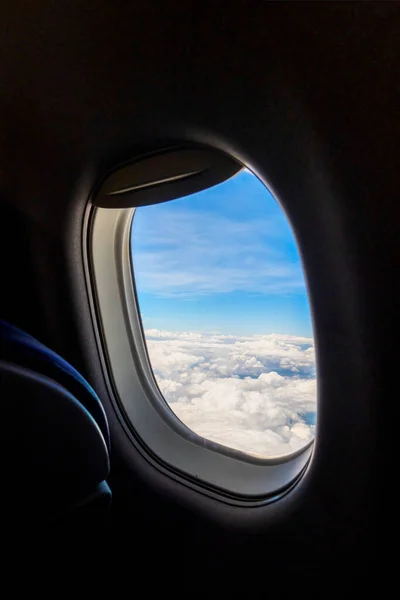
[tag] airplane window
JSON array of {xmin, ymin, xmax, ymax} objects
[{"xmin": 130, "ymin": 169, "xmax": 316, "ymax": 458}]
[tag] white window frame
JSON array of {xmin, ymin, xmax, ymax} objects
[{"xmin": 85, "ymin": 204, "xmax": 314, "ymax": 501}]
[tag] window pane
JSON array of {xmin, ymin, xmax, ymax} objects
[{"xmin": 130, "ymin": 169, "xmax": 316, "ymax": 458}]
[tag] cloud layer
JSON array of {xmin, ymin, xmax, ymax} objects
[{"xmin": 144, "ymin": 329, "xmax": 316, "ymax": 458}]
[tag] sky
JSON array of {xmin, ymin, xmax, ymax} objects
[
  {"xmin": 130, "ymin": 169, "xmax": 316, "ymax": 458},
  {"xmin": 131, "ymin": 169, "xmax": 313, "ymax": 338}
]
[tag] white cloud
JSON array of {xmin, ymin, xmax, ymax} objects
[{"xmin": 145, "ymin": 329, "xmax": 316, "ymax": 458}]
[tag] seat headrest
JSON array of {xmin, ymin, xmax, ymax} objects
[
  {"xmin": 0, "ymin": 320, "xmax": 111, "ymax": 522},
  {"xmin": 1, "ymin": 361, "xmax": 110, "ymax": 519},
  {"xmin": 0, "ymin": 319, "xmax": 110, "ymax": 449}
]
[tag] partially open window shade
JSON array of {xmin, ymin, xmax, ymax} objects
[{"xmin": 93, "ymin": 147, "xmax": 242, "ymax": 208}]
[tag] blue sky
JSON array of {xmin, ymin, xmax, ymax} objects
[{"xmin": 130, "ymin": 169, "xmax": 313, "ymax": 337}]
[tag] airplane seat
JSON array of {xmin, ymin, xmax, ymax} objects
[{"xmin": 0, "ymin": 319, "xmax": 111, "ymax": 530}]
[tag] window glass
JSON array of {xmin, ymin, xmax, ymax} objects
[{"xmin": 131, "ymin": 169, "xmax": 316, "ymax": 458}]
